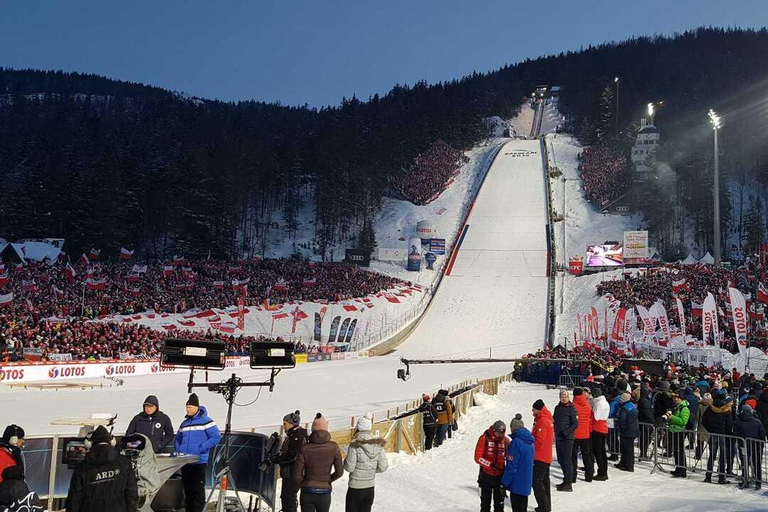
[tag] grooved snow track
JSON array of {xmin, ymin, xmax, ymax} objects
[{"xmin": 399, "ymin": 139, "xmax": 549, "ymax": 358}]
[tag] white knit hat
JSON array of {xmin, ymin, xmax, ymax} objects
[{"xmin": 356, "ymin": 413, "xmax": 373, "ymax": 432}]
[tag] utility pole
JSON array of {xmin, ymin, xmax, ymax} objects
[{"xmin": 614, "ymin": 77, "xmax": 620, "ymax": 137}]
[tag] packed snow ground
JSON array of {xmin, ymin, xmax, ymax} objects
[
  {"xmin": 323, "ymin": 382, "xmax": 768, "ymax": 512},
  {"xmin": 399, "ymin": 139, "xmax": 549, "ymax": 359}
]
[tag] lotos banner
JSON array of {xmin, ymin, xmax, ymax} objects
[{"xmin": 728, "ymin": 287, "xmax": 749, "ymax": 357}]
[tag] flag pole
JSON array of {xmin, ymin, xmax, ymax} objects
[{"xmin": 81, "ymin": 281, "xmax": 86, "ymax": 317}]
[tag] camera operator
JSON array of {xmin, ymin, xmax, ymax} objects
[
  {"xmin": 126, "ymin": 396, "xmax": 175, "ymax": 453},
  {"xmin": 65, "ymin": 426, "xmax": 138, "ymax": 512},
  {"xmin": 121, "ymin": 433, "xmax": 161, "ymax": 512},
  {"xmin": 259, "ymin": 410, "xmax": 307, "ymax": 512}
]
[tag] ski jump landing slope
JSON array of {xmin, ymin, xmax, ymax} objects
[{"xmin": 400, "ymin": 139, "xmax": 549, "ymax": 359}]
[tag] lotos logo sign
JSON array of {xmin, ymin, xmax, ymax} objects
[
  {"xmin": 0, "ymin": 368, "xmax": 25, "ymax": 382},
  {"xmin": 48, "ymin": 366, "xmax": 86, "ymax": 379},
  {"xmin": 733, "ymin": 308, "xmax": 748, "ymax": 346},
  {"xmin": 105, "ymin": 364, "xmax": 136, "ymax": 376},
  {"xmin": 150, "ymin": 363, "xmax": 176, "ymax": 373}
]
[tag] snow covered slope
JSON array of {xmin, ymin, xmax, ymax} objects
[{"xmin": 399, "ymin": 139, "xmax": 549, "ymax": 358}]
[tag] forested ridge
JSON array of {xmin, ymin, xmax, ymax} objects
[{"xmin": 3, "ymin": 27, "xmax": 768, "ymax": 260}]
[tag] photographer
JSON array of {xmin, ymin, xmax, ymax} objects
[
  {"xmin": 259, "ymin": 411, "xmax": 307, "ymax": 512},
  {"xmin": 126, "ymin": 396, "xmax": 175, "ymax": 453},
  {"xmin": 65, "ymin": 426, "xmax": 138, "ymax": 512}
]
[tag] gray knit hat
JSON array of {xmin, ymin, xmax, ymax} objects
[
  {"xmin": 509, "ymin": 414, "xmax": 525, "ymax": 435},
  {"xmin": 283, "ymin": 410, "xmax": 301, "ymax": 426}
]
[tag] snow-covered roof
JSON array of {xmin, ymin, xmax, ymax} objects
[
  {"xmin": 681, "ymin": 254, "xmax": 697, "ymax": 265},
  {"xmin": 699, "ymin": 252, "xmax": 715, "ymax": 265},
  {"xmin": 638, "ymin": 125, "xmax": 659, "ymax": 134}
]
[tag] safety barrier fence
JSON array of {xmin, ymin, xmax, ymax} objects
[
  {"xmin": 557, "ymin": 374, "xmax": 584, "ymax": 389},
  {"xmin": 597, "ymin": 422, "xmax": 766, "ymax": 488},
  {"xmin": 23, "ymin": 373, "xmax": 515, "ymax": 510}
]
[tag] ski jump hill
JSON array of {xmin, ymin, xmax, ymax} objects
[{"xmin": 396, "ymin": 138, "xmax": 551, "ymax": 359}]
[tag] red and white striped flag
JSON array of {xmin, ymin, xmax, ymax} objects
[
  {"xmin": 0, "ymin": 292, "xmax": 13, "ymax": 306},
  {"xmin": 52, "ymin": 284, "xmax": 64, "ymax": 299},
  {"xmin": 65, "ymin": 262, "xmax": 77, "ymax": 280},
  {"xmin": 89, "ymin": 248, "xmax": 101, "ymax": 260},
  {"xmin": 173, "ymin": 255, "xmax": 184, "ymax": 266},
  {"xmin": 120, "ymin": 248, "xmax": 134, "ymax": 260},
  {"xmin": 86, "ymin": 278, "xmax": 107, "ymax": 291},
  {"xmin": 0, "ymin": 276, "xmax": 8, "ymax": 288},
  {"xmin": 79, "ymin": 253, "xmax": 89, "ymax": 266},
  {"xmin": 758, "ymin": 283, "xmax": 768, "ymax": 304},
  {"xmin": 213, "ymin": 280, "xmax": 226, "ymax": 289},
  {"xmin": 162, "ymin": 265, "xmax": 174, "ymax": 278}
]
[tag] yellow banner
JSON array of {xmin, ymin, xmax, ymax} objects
[{"xmin": 295, "ymin": 354, "xmax": 308, "ymax": 364}]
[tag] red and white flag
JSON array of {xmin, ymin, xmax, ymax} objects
[
  {"xmin": 89, "ymin": 248, "xmax": 101, "ymax": 260},
  {"xmin": 758, "ymin": 283, "xmax": 768, "ymax": 304},
  {"xmin": 672, "ymin": 278, "xmax": 688, "ymax": 294},
  {"xmin": 220, "ymin": 321, "xmax": 237, "ymax": 333},
  {"xmin": 651, "ymin": 301, "xmax": 671, "ymax": 345},
  {"xmin": 173, "ymin": 255, "xmax": 184, "ymax": 266},
  {"xmin": 675, "ymin": 297, "xmax": 686, "ymax": 337},
  {"xmin": 636, "ymin": 305, "xmax": 656, "ymax": 340},
  {"xmin": 65, "ymin": 262, "xmax": 77, "ymax": 280},
  {"xmin": 611, "ymin": 308, "xmax": 626, "ymax": 343},
  {"xmin": 728, "ymin": 287, "xmax": 749, "ymax": 356},
  {"xmin": 272, "ymin": 279, "xmax": 288, "ymax": 292},
  {"xmin": 120, "ymin": 248, "xmax": 134, "ymax": 260},
  {"xmin": 0, "ymin": 276, "xmax": 8, "ymax": 288},
  {"xmin": 86, "ymin": 278, "xmax": 107, "ymax": 291},
  {"xmin": 213, "ymin": 280, "xmax": 226, "ymax": 289},
  {"xmin": 291, "ymin": 306, "xmax": 308, "ymax": 334},
  {"xmin": 303, "ymin": 278, "xmax": 317, "ymax": 286},
  {"xmin": 162, "ymin": 265, "xmax": 174, "ymax": 278},
  {"xmin": 0, "ymin": 292, "xmax": 13, "ymax": 307},
  {"xmin": 52, "ymin": 284, "xmax": 64, "ymax": 299},
  {"xmin": 79, "ymin": 253, "xmax": 89, "ymax": 266}
]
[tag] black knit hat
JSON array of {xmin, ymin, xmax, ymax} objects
[
  {"xmin": 90, "ymin": 425, "xmax": 112, "ymax": 445},
  {"xmin": 573, "ymin": 388, "xmax": 583, "ymax": 396},
  {"xmin": 532, "ymin": 399, "xmax": 545, "ymax": 411},
  {"xmin": 186, "ymin": 393, "xmax": 200, "ymax": 407}
]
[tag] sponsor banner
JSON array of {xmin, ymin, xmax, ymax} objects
[
  {"xmin": 429, "ymin": 238, "xmax": 446, "ymax": 255},
  {"xmin": 48, "ymin": 353, "xmax": 72, "ymax": 362},
  {"xmin": 407, "ymin": 238, "xmax": 422, "ymax": 271},
  {"xmin": 378, "ymin": 247, "xmax": 405, "ymax": 262},
  {"xmin": 307, "ymin": 354, "xmax": 318, "ymax": 363},
  {"xmin": 728, "ymin": 287, "xmax": 749, "ymax": 356},
  {"xmin": 345, "ymin": 249, "xmax": 371, "ymax": 267},
  {"xmin": 623, "ymin": 231, "xmax": 649, "ymax": 262},
  {"xmin": 295, "ymin": 354, "xmax": 308, "ymax": 365}
]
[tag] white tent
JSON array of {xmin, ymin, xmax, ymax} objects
[
  {"xmin": 681, "ymin": 254, "xmax": 697, "ymax": 265},
  {"xmin": 11, "ymin": 242, "xmax": 62, "ymax": 263},
  {"xmin": 699, "ymin": 252, "xmax": 715, "ymax": 265}
]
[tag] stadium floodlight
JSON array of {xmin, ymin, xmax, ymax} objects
[
  {"xmin": 249, "ymin": 340, "xmax": 296, "ymax": 369},
  {"xmin": 161, "ymin": 338, "xmax": 226, "ymax": 369},
  {"xmin": 708, "ymin": 109, "xmax": 721, "ymax": 130},
  {"xmin": 647, "ymin": 102, "xmax": 654, "ymax": 118},
  {"xmin": 614, "ymin": 76, "xmax": 619, "ymax": 83}
]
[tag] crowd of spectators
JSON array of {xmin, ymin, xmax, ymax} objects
[
  {"xmin": 0, "ymin": 255, "xmax": 408, "ymax": 361},
  {"xmin": 578, "ymin": 144, "xmax": 632, "ymax": 207},
  {"xmin": 391, "ymin": 139, "xmax": 469, "ymax": 205},
  {"xmin": 595, "ymin": 261, "xmax": 768, "ymax": 354}
]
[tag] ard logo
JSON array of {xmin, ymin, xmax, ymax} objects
[{"xmin": 94, "ymin": 468, "xmax": 120, "ymax": 481}]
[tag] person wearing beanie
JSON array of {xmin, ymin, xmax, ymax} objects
[
  {"xmin": 571, "ymin": 387, "xmax": 594, "ymax": 483},
  {"xmin": 0, "ymin": 425, "xmax": 25, "ymax": 478},
  {"xmin": 261, "ymin": 411, "xmax": 308, "ymax": 512},
  {"xmin": 531, "ymin": 399, "xmax": 553, "ymax": 512},
  {"xmin": 502, "ymin": 415, "xmax": 534, "ymax": 512},
  {"xmin": 733, "ymin": 403, "xmax": 766, "ymax": 489},
  {"xmin": 344, "ymin": 413, "xmax": 388, "ymax": 512},
  {"xmin": 616, "ymin": 393, "xmax": 638, "ymax": 472},
  {"xmin": 590, "ymin": 384, "xmax": 610, "ymax": 481},
  {"xmin": 65, "ymin": 425, "xmax": 138, "ymax": 512},
  {"xmin": 175, "ymin": 394, "xmax": 221, "ymax": 512},
  {"xmin": 475, "ymin": 420, "xmax": 508, "ymax": 512},
  {"xmin": 294, "ymin": 413, "xmax": 343, "ymax": 512},
  {"xmin": 433, "ymin": 389, "xmax": 455, "ymax": 447},
  {"xmin": 553, "ymin": 389, "xmax": 577, "ymax": 492},
  {"xmin": 418, "ymin": 394, "xmax": 439, "ymax": 450},
  {"xmin": 126, "ymin": 395, "xmax": 175, "ymax": 453}
]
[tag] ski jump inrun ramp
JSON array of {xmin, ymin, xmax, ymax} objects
[{"xmin": 399, "ymin": 139, "xmax": 550, "ymax": 359}]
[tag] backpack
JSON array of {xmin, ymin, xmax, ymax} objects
[{"xmin": 2, "ymin": 492, "xmax": 43, "ymax": 512}]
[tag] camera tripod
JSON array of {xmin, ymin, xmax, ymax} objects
[{"xmin": 189, "ymin": 370, "xmax": 280, "ymax": 512}]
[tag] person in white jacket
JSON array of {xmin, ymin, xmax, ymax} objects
[
  {"xmin": 589, "ymin": 387, "xmax": 611, "ymax": 481},
  {"xmin": 344, "ymin": 413, "xmax": 388, "ymax": 512}
]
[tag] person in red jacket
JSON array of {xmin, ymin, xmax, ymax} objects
[
  {"xmin": 571, "ymin": 388, "xmax": 594, "ymax": 483},
  {"xmin": 531, "ymin": 400, "xmax": 553, "ymax": 512},
  {"xmin": 475, "ymin": 420, "xmax": 509, "ymax": 512}
]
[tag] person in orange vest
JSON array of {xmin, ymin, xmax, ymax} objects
[
  {"xmin": 571, "ymin": 388, "xmax": 593, "ymax": 483},
  {"xmin": 474, "ymin": 420, "xmax": 509, "ymax": 512},
  {"xmin": 531, "ymin": 400, "xmax": 553, "ymax": 512}
]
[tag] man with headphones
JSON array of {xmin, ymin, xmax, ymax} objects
[
  {"xmin": 65, "ymin": 426, "xmax": 138, "ymax": 512},
  {"xmin": 0, "ymin": 425, "xmax": 25, "ymax": 480}
]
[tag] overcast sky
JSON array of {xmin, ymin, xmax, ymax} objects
[{"xmin": 1, "ymin": 1, "xmax": 766, "ymax": 106}]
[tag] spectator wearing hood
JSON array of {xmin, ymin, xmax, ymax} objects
[
  {"xmin": 418, "ymin": 394, "xmax": 439, "ymax": 451},
  {"xmin": 733, "ymin": 404, "xmax": 766, "ymax": 490},
  {"xmin": 0, "ymin": 425, "xmax": 25, "ymax": 480},
  {"xmin": 126, "ymin": 395, "xmax": 175, "ymax": 453},
  {"xmin": 571, "ymin": 388, "xmax": 593, "ymax": 482},
  {"xmin": 344, "ymin": 413, "xmax": 388, "ymax": 512},
  {"xmin": 433, "ymin": 389, "xmax": 455, "ymax": 447},
  {"xmin": 702, "ymin": 389, "xmax": 733, "ymax": 484},
  {"xmin": 553, "ymin": 389, "xmax": 578, "ymax": 492},
  {"xmin": 474, "ymin": 420, "xmax": 508, "ymax": 512},
  {"xmin": 590, "ymin": 387, "xmax": 609, "ymax": 480},
  {"xmin": 531, "ymin": 399, "xmax": 553, "ymax": 512},
  {"xmin": 295, "ymin": 413, "xmax": 343, "ymax": 512},
  {"xmin": 65, "ymin": 426, "xmax": 138, "ymax": 512},
  {"xmin": 175, "ymin": 394, "xmax": 221, "ymax": 512},
  {"xmin": 502, "ymin": 414, "xmax": 534, "ymax": 512}
]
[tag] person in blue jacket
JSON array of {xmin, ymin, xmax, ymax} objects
[
  {"xmin": 616, "ymin": 393, "xmax": 639, "ymax": 472},
  {"xmin": 502, "ymin": 414, "xmax": 534, "ymax": 512},
  {"xmin": 175, "ymin": 393, "xmax": 221, "ymax": 512}
]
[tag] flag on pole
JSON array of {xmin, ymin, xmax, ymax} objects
[
  {"xmin": 675, "ymin": 297, "xmax": 686, "ymax": 337},
  {"xmin": 79, "ymin": 253, "xmax": 89, "ymax": 266},
  {"xmin": 758, "ymin": 283, "xmax": 768, "ymax": 304},
  {"xmin": 0, "ymin": 292, "xmax": 13, "ymax": 307},
  {"xmin": 672, "ymin": 278, "xmax": 688, "ymax": 294},
  {"xmin": 52, "ymin": 284, "xmax": 64, "ymax": 299},
  {"xmin": 162, "ymin": 265, "xmax": 174, "ymax": 278},
  {"xmin": 65, "ymin": 262, "xmax": 76, "ymax": 280},
  {"xmin": 89, "ymin": 248, "xmax": 101, "ymax": 260},
  {"xmin": 120, "ymin": 248, "xmax": 134, "ymax": 260},
  {"xmin": 86, "ymin": 278, "xmax": 107, "ymax": 291}
]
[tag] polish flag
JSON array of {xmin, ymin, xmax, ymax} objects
[
  {"xmin": 758, "ymin": 283, "xmax": 768, "ymax": 304},
  {"xmin": 65, "ymin": 263, "xmax": 77, "ymax": 280},
  {"xmin": 52, "ymin": 284, "xmax": 64, "ymax": 299},
  {"xmin": 0, "ymin": 276, "xmax": 8, "ymax": 288},
  {"xmin": 120, "ymin": 248, "xmax": 134, "ymax": 260},
  {"xmin": 0, "ymin": 292, "xmax": 13, "ymax": 307},
  {"xmin": 89, "ymin": 248, "xmax": 101, "ymax": 260},
  {"xmin": 86, "ymin": 278, "xmax": 107, "ymax": 291}
]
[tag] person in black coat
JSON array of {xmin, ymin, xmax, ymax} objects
[
  {"xmin": 65, "ymin": 426, "xmax": 138, "ymax": 512},
  {"xmin": 418, "ymin": 395, "xmax": 439, "ymax": 451},
  {"xmin": 653, "ymin": 381, "xmax": 674, "ymax": 426},
  {"xmin": 733, "ymin": 404, "xmax": 766, "ymax": 489},
  {"xmin": 553, "ymin": 389, "xmax": 578, "ymax": 492},
  {"xmin": 0, "ymin": 466, "xmax": 37, "ymax": 510},
  {"xmin": 755, "ymin": 389, "xmax": 768, "ymax": 436},
  {"xmin": 634, "ymin": 388, "xmax": 654, "ymax": 459},
  {"xmin": 262, "ymin": 411, "xmax": 308, "ymax": 512},
  {"xmin": 125, "ymin": 395, "xmax": 175, "ymax": 453}
]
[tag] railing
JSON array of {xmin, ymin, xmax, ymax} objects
[{"xmin": 557, "ymin": 374, "xmax": 584, "ymax": 389}]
